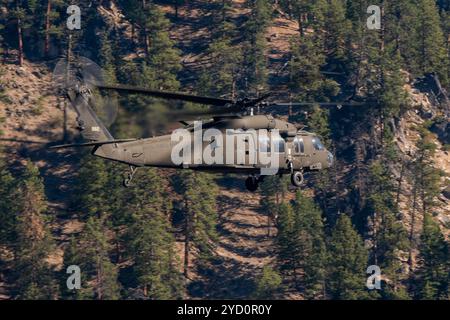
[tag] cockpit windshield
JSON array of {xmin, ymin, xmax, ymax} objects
[{"xmin": 312, "ymin": 137, "xmax": 325, "ymax": 151}]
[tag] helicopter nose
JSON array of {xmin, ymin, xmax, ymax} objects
[{"xmin": 327, "ymin": 151, "xmax": 334, "ymax": 167}]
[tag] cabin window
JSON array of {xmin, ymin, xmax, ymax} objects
[
  {"xmin": 274, "ymin": 137, "xmax": 285, "ymax": 153},
  {"xmin": 259, "ymin": 135, "xmax": 271, "ymax": 153},
  {"xmin": 312, "ymin": 137, "xmax": 325, "ymax": 151},
  {"xmin": 294, "ymin": 138, "xmax": 305, "ymax": 154}
]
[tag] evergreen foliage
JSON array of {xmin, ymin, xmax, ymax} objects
[
  {"xmin": 126, "ymin": 169, "xmax": 183, "ymax": 299},
  {"xmin": 253, "ymin": 265, "xmax": 282, "ymax": 299},
  {"xmin": 64, "ymin": 216, "xmax": 120, "ymax": 300},
  {"xmin": 416, "ymin": 213, "xmax": 449, "ymax": 299},
  {"xmin": 275, "ymin": 192, "xmax": 327, "ymax": 299},
  {"xmin": 13, "ymin": 162, "xmax": 59, "ymax": 299},
  {"xmin": 177, "ymin": 171, "xmax": 218, "ymax": 277},
  {"xmin": 326, "ymin": 214, "xmax": 369, "ymax": 300}
]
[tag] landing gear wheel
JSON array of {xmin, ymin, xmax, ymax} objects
[
  {"xmin": 291, "ymin": 171, "xmax": 304, "ymax": 188},
  {"xmin": 245, "ymin": 176, "xmax": 259, "ymax": 192},
  {"xmin": 123, "ymin": 165, "xmax": 138, "ymax": 188}
]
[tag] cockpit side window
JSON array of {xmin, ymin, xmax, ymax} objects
[
  {"xmin": 312, "ymin": 137, "xmax": 325, "ymax": 151},
  {"xmin": 294, "ymin": 137, "xmax": 305, "ymax": 154}
]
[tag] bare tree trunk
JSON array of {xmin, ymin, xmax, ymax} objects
[
  {"xmin": 231, "ymin": 76, "xmax": 236, "ymax": 100},
  {"xmin": 131, "ymin": 24, "xmax": 136, "ymax": 44},
  {"xmin": 115, "ymin": 236, "xmax": 121, "ymax": 264},
  {"xmin": 298, "ymin": 16, "xmax": 304, "ymax": 38},
  {"xmin": 17, "ymin": 17, "xmax": 23, "ymax": 66},
  {"xmin": 143, "ymin": 285, "xmax": 148, "ymax": 297},
  {"xmin": 63, "ymin": 34, "xmax": 72, "ymax": 142},
  {"xmin": 142, "ymin": 0, "xmax": 149, "ymax": 57},
  {"xmin": 373, "ymin": 211, "xmax": 378, "ymax": 266},
  {"xmin": 44, "ymin": 1, "xmax": 51, "ymax": 58},
  {"xmin": 2, "ymin": 47, "xmax": 8, "ymax": 64},
  {"xmin": 395, "ymin": 161, "xmax": 406, "ymax": 210},
  {"xmin": 380, "ymin": 2, "xmax": 385, "ymax": 53},
  {"xmin": 184, "ymin": 204, "xmax": 190, "ymax": 279},
  {"xmin": 97, "ymin": 256, "xmax": 103, "ymax": 300},
  {"xmin": 408, "ymin": 183, "xmax": 418, "ymax": 270}
]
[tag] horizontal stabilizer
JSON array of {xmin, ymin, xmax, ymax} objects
[{"xmin": 49, "ymin": 139, "xmax": 137, "ymax": 149}]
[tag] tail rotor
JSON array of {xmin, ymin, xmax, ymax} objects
[{"xmin": 52, "ymin": 56, "xmax": 119, "ymax": 129}]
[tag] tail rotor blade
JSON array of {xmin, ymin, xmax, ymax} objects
[{"xmin": 52, "ymin": 56, "xmax": 118, "ymax": 127}]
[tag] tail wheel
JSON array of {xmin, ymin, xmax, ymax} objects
[
  {"xmin": 245, "ymin": 176, "xmax": 259, "ymax": 192},
  {"xmin": 291, "ymin": 171, "xmax": 304, "ymax": 187},
  {"xmin": 123, "ymin": 178, "xmax": 132, "ymax": 188}
]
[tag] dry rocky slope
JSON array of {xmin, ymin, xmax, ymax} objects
[{"xmin": 0, "ymin": 1, "xmax": 449, "ymax": 299}]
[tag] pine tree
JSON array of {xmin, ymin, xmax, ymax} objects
[
  {"xmin": 177, "ymin": 171, "xmax": 218, "ymax": 278},
  {"xmin": 144, "ymin": 3, "xmax": 182, "ymax": 90},
  {"xmin": 279, "ymin": 0, "xmax": 327, "ymax": 37},
  {"xmin": 416, "ymin": 213, "xmax": 449, "ymax": 299},
  {"xmin": 275, "ymin": 202, "xmax": 296, "ymax": 275},
  {"xmin": 68, "ymin": 157, "xmax": 122, "ymax": 299},
  {"xmin": 242, "ymin": 0, "xmax": 272, "ymax": 93},
  {"xmin": 44, "ymin": 0, "xmax": 65, "ymax": 58},
  {"xmin": 118, "ymin": 1, "xmax": 181, "ymax": 89},
  {"xmin": 288, "ymin": 33, "xmax": 340, "ymax": 105},
  {"xmin": 0, "ymin": 152, "xmax": 16, "ymax": 246},
  {"xmin": 383, "ymin": 0, "xmax": 418, "ymax": 59},
  {"xmin": 410, "ymin": 0, "xmax": 448, "ymax": 80},
  {"xmin": 292, "ymin": 191, "xmax": 327, "ymax": 299},
  {"xmin": 0, "ymin": 5, "xmax": 4, "ymax": 60},
  {"xmin": 198, "ymin": 36, "xmax": 241, "ymax": 98},
  {"xmin": 323, "ymin": 0, "xmax": 351, "ymax": 60},
  {"xmin": 326, "ymin": 214, "xmax": 369, "ymax": 300},
  {"xmin": 114, "ymin": 2, "xmax": 182, "ymax": 137},
  {"xmin": 198, "ymin": 11, "xmax": 241, "ymax": 98},
  {"xmin": 415, "ymin": 129, "xmax": 443, "ymax": 214},
  {"xmin": 63, "ymin": 216, "xmax": 120, "ymax": 300},
  {"xmin": 126, "ymin": 168, "xmax": 183, "ymax": 299},
  {"xmin": 409, "ymin": 128, "xmax": 444, "ymax": 271},
  {"xmin": 275, "ymin": 193, "xmax": 327, "ymax": 299},
  {"xmin": 253, "ymin": 265, "xmax": 282, "ymax": 299},
  {"xmin": 366, "ymin": 161, "xmax": 409, "ymax": 299},
  {"xmin": 10, "ymin": 1, "xmax": 30, "ymax": 65},
  {"xmin": 13, "ymin": 161, "xmax": 59, "ymax": 299},
  {"xmin": 442, "ymin": 9, "xmax": 450, "ymax": 85},
  {"xmin": 73, "ymin": 156, "xmax": 109, "ymax": 219},
  {"xmin": 260, "ymin": 175, "xmax": 289, "ymax": 236},
  {"xmin": 97, "ymin": 26, "xmax": 118, "ymax": 84},
  {"xmin": 20, "ymin": 0, "xmax": 65, "ymax": 58}
]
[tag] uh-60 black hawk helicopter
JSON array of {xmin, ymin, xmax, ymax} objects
[{"xmin": 51, "ymin": 57, "xmax": 358, "ymax": 191}]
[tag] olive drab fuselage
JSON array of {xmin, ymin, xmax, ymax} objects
[
  {"xmin": 54, "ymin": 59, "xmax": 338, "ymax": 190},
  {"xmin": 93, "ymin": 114, "xmax": 334, "ymax": 174}
]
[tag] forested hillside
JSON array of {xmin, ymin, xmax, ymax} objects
[{"xmin": 0, "ymin": 0, "xmax": 449, "ymax": 300}]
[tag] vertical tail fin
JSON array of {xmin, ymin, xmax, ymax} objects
[
  {"xmin": 67, "ymin": 88, "xmax": 114, "ymax": 141},
  {"xmin": 66, "ymin": 88, "xmax": 126, "ymax": 162}
]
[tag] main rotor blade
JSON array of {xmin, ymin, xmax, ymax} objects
[
  {"xmin": 272, "ymin": 102, "xmax": 363, "ymax": 107},
  {"xmin": 271, "ymin": 102, "xmax": 364, "ymax": 109},
  {"xmin": 0, "ymin": 138, "xmax": 49, "ymax": 145},
  {"xmin": 244, "ymin": 92, "xmax": 272, "ymax": 107},
  {"xmin": 166, "ymin": 105, "xmax": 243, "ymax": 119},
  {"xmin": 97, "ymin": 84, "xmax": 234, "ymax": 106}
]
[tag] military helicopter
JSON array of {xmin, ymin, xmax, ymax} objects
[{"xmin": 50, "ymin": 58, "xmax": 356, "ymax": 191}]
